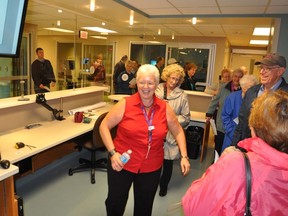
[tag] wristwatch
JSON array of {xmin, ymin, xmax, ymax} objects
[{"xmin": 108, "ymin": 149, "xmax": 117, "ymax": 157}]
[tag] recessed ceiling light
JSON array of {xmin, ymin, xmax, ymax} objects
[
  {"xmin": 192, "ymin": 17, "xmax": 197, "ymax": 25},
  {"xmin": 129, "ymin": 10, "xmax": 134, "ymax": 26},
  {"xmin": 250, "ymin": 40, "xmax": 269, "ymax": 45},
  {"xmin": 90, "ymin": 0, "xmax": 95, "ymax": 11},
  {"xmin": 44, "ymin": 27, "xmax": 74, "ymax": 33},
  {"xmin": 253, "ymin": 27, "xmax": 270, "ymax": 36},
  {"xmin": 58, "ymin": 9, "xmax": 62, "ymax": 13},
  {"xmin": 82, "ymin": 27, "xmax": 117, "ymax": 33}
]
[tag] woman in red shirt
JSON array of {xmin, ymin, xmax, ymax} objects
[{"xmin": 100, "ymin": 64, "xmax": 190, "ymax": 216}]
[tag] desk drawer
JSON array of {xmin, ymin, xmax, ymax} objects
[{"xmin": 32, "ymin": 142, "xmax": 77, "ymax": 172}]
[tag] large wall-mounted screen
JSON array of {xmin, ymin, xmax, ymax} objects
[{"xmin": 0, "ymin": 0, "xmax": 28, "ymax": 57}]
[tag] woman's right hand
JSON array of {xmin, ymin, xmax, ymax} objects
[{"xmin": 110, "ymin": 152, "xmax": 124, "ymax": 171}]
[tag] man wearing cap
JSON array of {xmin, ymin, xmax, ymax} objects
[
  {"xmin": 231, "ymin": 53, "xmax": 288, "ymax": 146},
  {"xmin": 167, "ymin": 58, "xmax": 178, "ymax": 65}
]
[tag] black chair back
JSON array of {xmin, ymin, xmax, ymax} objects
[{"xmin": 92, "ymin": 112, "xmax": 118, "ymax": 149}]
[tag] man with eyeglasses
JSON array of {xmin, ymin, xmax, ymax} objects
[{"xmin": 231, "ymin": 53, "xmax": 288, "ymax": 146}]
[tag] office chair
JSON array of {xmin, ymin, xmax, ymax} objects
[{"xmin": 68, "ymin": 112, "xmax": 117, "ymax": 184}]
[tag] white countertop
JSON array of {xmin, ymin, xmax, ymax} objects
[
  {"xmin": 108, "ymin": 94, "xmax": 130, "ymax": 101},
  {"xmin": 190, "ymin": 111, "xmax": 206, "ymax": 123},
  {"xmin": 0, "ymin": 165, "xmax": 19, "ymax": 181},
  {"xmin": 0, "ymin": 86, "xmax": 108, "ymax": 109},
  {"xmin": 184, "ymin": 90, "xmax": 213, "ymax": 98},
  {"xmin": 0, "ymin": 103, "xmax": 114, "ymax": 164}
]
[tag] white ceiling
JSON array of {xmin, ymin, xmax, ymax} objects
[{"xmin": 25, "ymin": 0, "xmax": 288, "ymax": 47}]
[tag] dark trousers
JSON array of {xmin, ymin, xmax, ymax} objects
[
  {"xmin": 105, "ymin": 160, "xmax": 161, "ymax": 216},
  {"xmin": 214, "ymin": 131, "xmax": 225, "ymax": 156},
  {"xmin": 159, "ymin": 159, "xmax": 173, "ymax": 191}
]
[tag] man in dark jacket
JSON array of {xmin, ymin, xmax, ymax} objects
[
  {"xmin": 31, "ymin": 48, "xmax": 56, "ymax": 93},
  {"xmin": 113, "ymin": 55, "xmax": 128, "ymax": 93},
  {"xmin": 232, "ymin": 53, "xmax": 288, "ymax": 146}
]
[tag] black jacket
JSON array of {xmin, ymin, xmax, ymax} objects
[
  {"xmin": 180, "ymin": 72, "xmax": 197, "ymax": 91},
  {"xmin": 231, "ymin": 78, "xmax": 288, "ymax": 146}
]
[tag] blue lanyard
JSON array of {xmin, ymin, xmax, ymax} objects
[{"xmin": 141, "ymin": 105, "xmax": 155, "ymax": 158}]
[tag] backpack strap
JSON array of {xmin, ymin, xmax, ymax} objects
[
  {"xmin": 242, "ymin": 152, "xmax": 252, "ymax": 216},
  {"xmin": 164, "ymin": 84, "xmax": 167, "ymax": 100}
]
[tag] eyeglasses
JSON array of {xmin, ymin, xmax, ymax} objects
[
  {"xmin": 138, "ymin": 81, "xmax": 156, "ymax": 87},
  {"xmin": 258, "ymin": 66, "xmax": 281, "ymax": 72}
]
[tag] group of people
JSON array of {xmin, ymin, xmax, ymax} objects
[
  {"xmin": 32, "ymin": 48, "xmax": 288, "ymax": 215},
  {"xmin": 100, "ymin": 53, "xmax": 288, "ymax": 215},
  {"xmin": 182, "ymin": 53, "xmax": 288, "ymax": 215}
]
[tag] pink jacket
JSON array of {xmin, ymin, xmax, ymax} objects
[{"xmin": 182, "ymin": 137, "xmax": 288, "ymax": 215}]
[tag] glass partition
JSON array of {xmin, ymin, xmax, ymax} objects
[
  {"xmin": 168, "ymin": 47, "xmax": 210, "ymax": 82},
  {"xmin": 0, "ymin": 34, "xmax": 29, "ymax": 98},
  {"xmin": 130, "ymin": 43, "xmax": 166, "ymax": 65},
  {"xmin": 129, "ymin": 42, "xmax": 216, "ymax": 91},
  {"xmin": 81, "ymin": 43, "xmax": 115, "ymax": 92},
  {"xmin": 167, "ymin": 43, "xmax": 216, "ymax": 90}
]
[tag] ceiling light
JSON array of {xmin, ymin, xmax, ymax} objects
[
  {"xmin": 253, "ymin": 27, "xmax": 270, "ymax": 36},
  {"xmin": 44, "ymin": 27, "xmax": 74, "ymax": 33},
  {"xmin": 58, "ymin": 9, "xmax": 62, "ymax": 13},
  {"xmin": 102, "ymin": 22, "xmax": 106, "ymax": 26},
  {"xmin": 129, "ymin": 10, "xmax": 134, "ymax": 25},
  {"xmin": 82, "ymin": 27, "xmax": 117, "ymax": 33},
  {"xmin": 57, "ymin": 20, "xmax": 61, "ymax": 26},
  {"xmin": 172, "ymin": 33, "xmax": 174, "ymax": 40},
  {"xmin": 90, "ymin": 0, "xmax": 95, "ymax": 12},
  {"xmin": 158, "ymin": 29, "xmax": 161, "ymax": 35},
  {"xmin": 192, "ymin": 17, "xmax": 197, "ymax": 25},
  {"xmin": 90, "ymin": 36, "xmax": 107, "ymax": 39},
  {"xmin": 250, "ymin": 40, "xmax": 269, "ymax": 45}
]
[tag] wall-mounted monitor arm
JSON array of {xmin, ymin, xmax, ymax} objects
[{"xmin": 36, "ymin": 94, "xmax": 65, "ymax": 121}]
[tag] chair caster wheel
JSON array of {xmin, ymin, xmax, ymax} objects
[
  {"xmin": 68, "ymin": 169, "xmax": 73, "ymax": 176},
  {"xmin": 91, "ymin": 177, "xmax": 95, "ymax": 184}
]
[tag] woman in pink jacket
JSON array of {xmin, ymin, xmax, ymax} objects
[{"xmin": 182, "ymin": 90, "xmax": 288, "ymax": 215}]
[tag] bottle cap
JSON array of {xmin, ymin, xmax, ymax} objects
[{"xmin": 127, "ymin": 150, "xmax": 132, "ymax": 154}]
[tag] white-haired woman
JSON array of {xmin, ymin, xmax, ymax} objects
[
  {"xmin": 221, "ymin": 74, "xmax": 258, "ymax": 152},
  {"xmin": 100, "ymin": 64, "xmax": 190, "ymax": 216}
]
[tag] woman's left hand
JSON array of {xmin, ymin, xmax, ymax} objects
[{"xmin": 180, "ymin": 157, "xmax": 190, "ymax": 176}]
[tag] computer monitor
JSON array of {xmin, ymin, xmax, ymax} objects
[
  {"xmin": 82, "ymin": 57, "xmax": 90, "ymax": 65},
  {"xmin": 0, "ymin": 0, "xmax": 28, "ymax": 57},
  {"xmin": 150, "ymin": 60, "xmax": 157, "ymax": 65}
]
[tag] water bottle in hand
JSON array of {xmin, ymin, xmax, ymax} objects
[{"xmin": 120, "ymin": 150, "xmax": 132, "ymax": 164}]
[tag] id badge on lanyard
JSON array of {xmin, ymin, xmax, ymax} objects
[{"xmin": 141, "ymin": 105, "xmax": 155, "ymax": 159}]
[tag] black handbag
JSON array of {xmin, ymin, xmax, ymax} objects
[{"xmin": 242, "ymin": 152, "xmax": 252, "ymax": 216}]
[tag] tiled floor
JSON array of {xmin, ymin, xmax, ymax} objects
[{"xmin": 15, "ymin": 146, "xmax": 214, "ymax": 216}]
